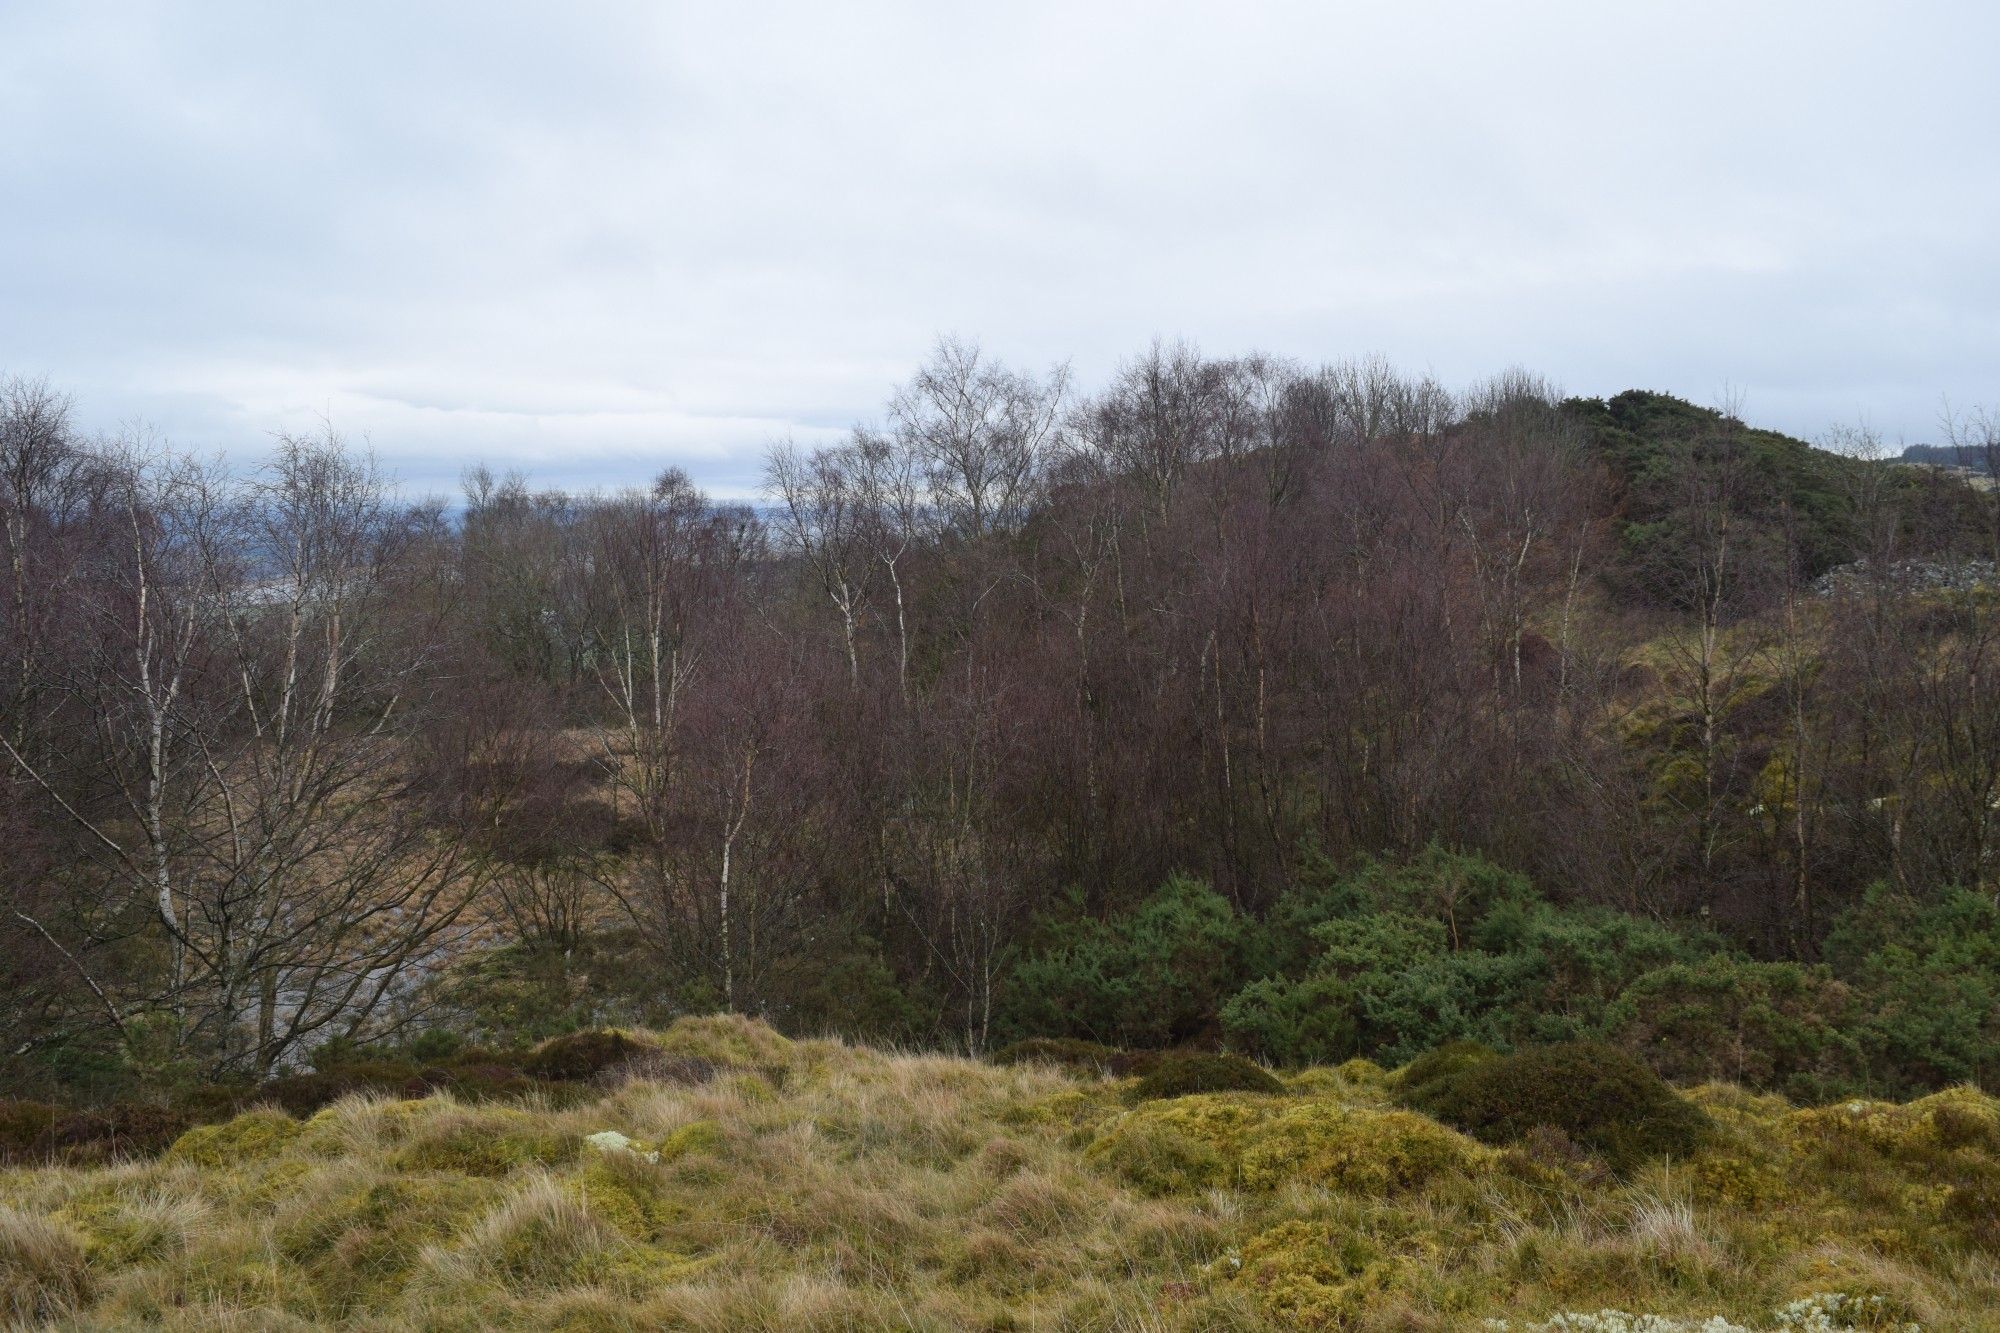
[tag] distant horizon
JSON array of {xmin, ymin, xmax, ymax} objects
[{"xmin": 13, "ymin": 362, "xmax": 1972, "ymax": 504}]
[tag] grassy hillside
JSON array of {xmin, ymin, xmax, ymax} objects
[{"xmin": 4, "ymin": 1018, "xmax": 1998, "ymax": 1330}]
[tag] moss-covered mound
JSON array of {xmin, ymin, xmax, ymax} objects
[
  {"xmin": 1408, "ymin": 1040, "xmax": 1710, "ymax": 1170},
  {"xmin": 1129, "ymin": 1051, "xmax": 1285, "ymax": 1101}
]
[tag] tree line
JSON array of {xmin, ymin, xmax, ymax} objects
[{"xmin": 1, "ymin": 344, "xmax": 1996, "ymax": 1094}]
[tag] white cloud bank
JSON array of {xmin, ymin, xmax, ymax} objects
[{"xmin": 1, "ymin": 0, "xmax": 1995, "ymax": 495}]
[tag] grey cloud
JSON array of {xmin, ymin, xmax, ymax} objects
[{"xmin": 2, "ymin": 0, "xmax": 1995, "ymax": 493}]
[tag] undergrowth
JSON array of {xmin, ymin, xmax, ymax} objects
[{"xmin": 1, "ymin": 1014, "xmax": 1995, "ymax": 1330}]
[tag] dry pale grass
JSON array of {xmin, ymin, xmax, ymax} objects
[{"xmin": 1, "ymin": 1015, "xmax": 1996, "ymax": 1330}]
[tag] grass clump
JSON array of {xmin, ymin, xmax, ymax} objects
[
  {"xmin": 1129, "ymin": 1050, "xmax": 1286, "ymax": 1101},
  {"xmin": 0, "ymin": 1206, "xmax": 92, "ymax": 1325},
  {"xmin": 435, "ymin": 1175, "xmax": 628, "ymax": 1292},
  {"xmin": 1408, "ymin": 1041, "xmax": 1710, "ymax": 1171},
  {"xmin": 653, "ymin": 1013, "xmax": 793, "ymax": 1071},
  {"xmin": 276, "ymin": 1172, "xmax": 495, "ymax": 1310},
  {"xmin": 988, "ymin": 1037, "xmax": 1123, "ymax": 1073}
]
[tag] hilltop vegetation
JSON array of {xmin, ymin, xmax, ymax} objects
[{"xmin": 4, "ymin": 1016, "xmax": 1999, "ymax": 1330}]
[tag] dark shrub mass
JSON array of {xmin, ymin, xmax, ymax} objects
[
  {"xmin": 1129, "ymin": 1051, "xmax": 1285, "ymax": 1101},
  {"xmin": 523, "ymin": 1030, "xmax": 654, "ymax": 1083},
  {"xmin": 1410, "ymin": 1041, "xmax": 1709, "ymax": 1171},
  {"xmin": 1394, "ymin": 1040, "xmax": 1499, "ymax": 1114}
]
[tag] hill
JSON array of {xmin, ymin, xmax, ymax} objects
[{"xmin": 3, "ymin": 1016, "xmax": 1997, "ymax": 1330}]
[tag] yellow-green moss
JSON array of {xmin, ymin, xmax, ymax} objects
[
  {"xmin": 1229, "ymin": 1220, "xmax": 1412, "ymax": 1328},
  {"xmin": 1085, "ymin": 1094, "xmax": 1281, "ymax": 1195},
  {"xmin": 999, "ymin": 1087, "xmax": 1118, "ymax": 1137},
  {"xmin": 1239, "ymin": 1102, "xmax": 1490, "ymax": 1195},
  {"xmin": 657, "ymin": 1119, "xmax": 722, "ymax": 1161},
  {"xmin": 1784, "ymin": 1090, "xmax": 2000, "ymax": 1168},
  {"xmin": 1087, "ymin": 1116, "xmax": 1230, "ymax": 1195},
  {"xmin": 1335, "ymin": 1058, "xmax": 1389, "ymax": 1088},
  {"xmin": 391, "ymin": 1108, "xmax": 580, "ymax": 1177},
  {"xmin": 1283, "ymin": 1069, "xmax": 1347, "ymax": 1097},
  {"xmin": 163, "ymin": 1108, "xmax": 302, "ymax": 1169},
  {"xmin": 570, "ymin": 1151, "xmax": 677, "ymax": 1241}
]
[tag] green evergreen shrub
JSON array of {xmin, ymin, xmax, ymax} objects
[
  {"xmin": 1219, "ymin": 975, "xmax": 1358, "ymax": 1066},
  {"xmin": 1825, "ymin": 885, "xmax": 2000, "ymax": 1095},
  {"xmin": 1129, "ymin": 1051, "xmax": 1285, "ymax": 1101},
  {"xmin": 1392, "ymin": 1040, "xmax": 1498, "ymax": 1114},
  {"xmin": 1410, "ymin": 1040, "xmax": 1709, "ymax": 1171},
  {"xmin": 1002, "ymin": 876, "xmax": 1251, "ymax": 1048},
  {"xmin": 1608, "ymin": 956, "xmax": 1864, "ymax": 1100}
]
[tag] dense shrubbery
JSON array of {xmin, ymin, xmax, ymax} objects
[
  {"xmin": 1823, "ymin": 886, "xmax": 2000, "ymax": 1095},
  {"xmin": 1129, "ymin": 1052, "xmax": 1285, "ymax": 1101},
  {"xmin": 1002, "ymin": 876, "xmax": 1250, "ymax": 1048},
  {"xmin": 1605, "ymin": 956, "xmax": 1863, "ymax": 1100},
  {"xmin": 1002, "ymin": 846, "xmax": 2000, "ymax": 1103},
  {"xmin": 523, "ymin": 1030, "xmax": 655, "ymax": 1083},
  {"xmin": 1404, "ymin": 1041, "xmax": 1710, "ymax": 1171}
]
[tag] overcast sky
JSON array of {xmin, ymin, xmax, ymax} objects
[{"xmin": 2, "ymin": 2, "xmax": 1995, "ymax": 497}]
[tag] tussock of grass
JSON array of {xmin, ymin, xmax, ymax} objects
[{"xmin": 2, "ymin": 1017, "xmax": 1997, "ymax": 1329}]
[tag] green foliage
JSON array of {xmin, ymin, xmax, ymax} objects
[
  {"xmin": 775, "ymin": 934, "xmax": 941, "ymax": 1043},
  {"xmin": 1340, "ymin": 844, "xmax": 1539, "ymax": 941},
  {"xmin": 1565, "ymin": 390, "xmax": 1871, "ymax": 599},
  {"xmin": 1409, "ymin": 1041, "xmax": 1710, "ymax": 1171},
  {"xmin": 1129, "ymin": 1051, "xmax": 1285, "ymax": 1101},
  {"xmin": 1222, "ymin": 848, "xmax": 1720, "ymax": 1068},
  {"xmin": 1607, "ymin": 956, "xmax": 1864, "ymax": 1100},
  {"xmin": 1002, "ymin": 875, "xmax": 1252, "ymax": 1048},
  {"xmin": 1394, "ymin": 1040, "xmax": 1499, "ymax": 1113},
  {"xmin": 1246, "ymin": 842, "xmax": 1370, "ymax": 976},
  {"xmin": 1220, "ymin": 975, "xmax": 1359, "ymax": 1066},
  {"xmin": 1824, "ymin": 885, "xmax": 2000, "ymax": 1094}
]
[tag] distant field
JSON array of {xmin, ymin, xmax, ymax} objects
[{"xmin": 2, "ymin": 1017, "xmax": 1995, "ymax": 1330}]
